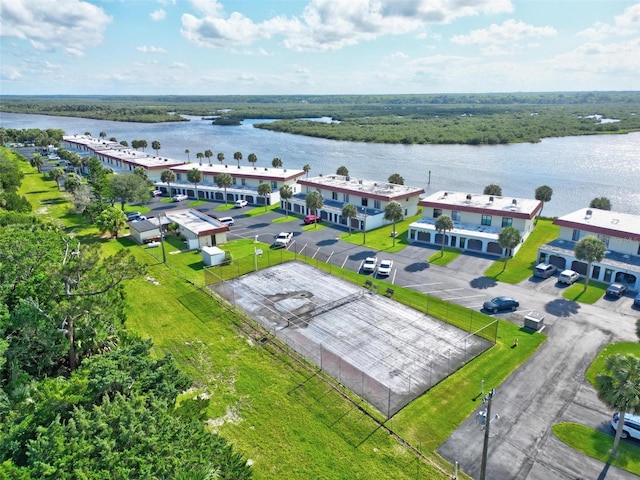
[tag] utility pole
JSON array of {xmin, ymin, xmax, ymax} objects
[
  {"xmin": 158, "ymin": 214, "xmax": 166, "ymax": 263},
  {"xmin": 480, "ymin": 388, "xmax": 496, "ymax": 480}
]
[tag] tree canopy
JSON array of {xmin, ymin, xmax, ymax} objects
[
  {"xmin": 590, "ymin": 197, "xmax": 612, "ymax": 211},
  {"xmin": 574, "ymin": 236, "xmax": 606, "ymax": 291}
]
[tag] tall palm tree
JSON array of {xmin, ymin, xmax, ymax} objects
[
  {"xmin": 342, "ymin": 204, "xmax": 357, "ymax": 235},
  {"xmin": 574, "ymin": 236, "xmax": 606, "ymax": 291},
  {"xmin": 31, "ymin": 153, "xmax": 44, "ymax": 173},
  {"xmin": 217, "ymin": 152, "xmax": 225, "ymax": 165},
  {"xmin": 160, "ymin": 169, "xmax": 176, "ymax": 196},
  {"xmin": 215, "ymin": 173, "xmax": 232, "ymax": 205},
  {"xmin": 152, "ymin": 140, "xmax": 161, "ymax": 156},
  {"xmin": 596, "ymin": 354, "xmax": 640, "ymax": 455},
  {"xmin": 185, "ymin": 149, "xmax": 190, "ymax": 162},
  {"xmin": 435, "ymin": 215, "xmax": 454, "ymax": 258},
  {"xmin": 196, "ymin": 152, "xmax": 204, "ymax": 164},
  {"xmin": 498, "ymin": 226, "xmax": 522, "ymax": 271},
  {"xmin": 336, "ymin": 166, "xmax": 349, "ymax": 176},
  {"xmin": 305, "ymin": 191, "xmax": 323, "ymax": 228},
  {"xmin": 303, "ymin": 164, "xmax": 311, "ymax": 177},
  {"xmin": 484, "ymin": 184, "xmax": 502, "ymax": 196},
  {"xmin": 279, "ymin": 185, "xmax": 293, "ymax": 217},
  {"xmin": 204, "ymin": 149, "xmax": 213, "ymax": 165},
  {"xmin": 51, "ymin": 167, "xmax": 65, "ymax": 191},
  {"xmin": 187, "ymin": 168, "xmax": 202, "ymax": 200},
  {"xmin": 384, "ymin": 201, "xmax": 403, "ymax": 247},
  {"xmin": 272, "ymin": 157, "xmax": 283, "ymax": 168},
  {"xmin": 233, "ymin": 151, "xmax": 243, "ymax": 167},
  {"xmin": 535, "ymin": 185, "xmax": 553, "ymax": 223},
  {"xmin": 258, "ymin": 183, "xmax": 272, "ymax": 211},
  {"xmin": 388, "ymin": 173, "xmax": 404, "ymax": 185},
  {"xmin": 248, "ymin": 153, "xmax": 258, "ymax": 167}
]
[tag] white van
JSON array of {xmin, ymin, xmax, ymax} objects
[{"xmin": 611, "ymin": 412, "xmax": 640, "ymax": 440}]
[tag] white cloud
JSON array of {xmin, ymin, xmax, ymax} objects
[
  {"xmin": 451, "ymin": 19, "xmax": 556, "ymax": 46},
  {"xmin": 614, "ymin": 2, "xmax": 640, "ymax": 30},
  {"xmin": 0, "ymin": 0, "xmax": 112, "ymax": 55},
  {"xmin": 137, "ymin": 46, "xmax": 168, "ymax": 54},
  {"xmin": 181, "ymin": 0, "xmax": 513, "ymax": 51},
  {"xmin": 151, "ymin": 9, "xmax": 166, "ymax": 21}
]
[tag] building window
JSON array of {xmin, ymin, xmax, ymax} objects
[
  {"xmin": 433, "ymin": 208, "xmax": 442, "ymax": 218},
  {"xmin": 452, "ymin": 210, "xmax": 460, "ymax": 222},
  {"xmin": 232, "ymin": 177, "xmax": 237, "ymax": 185},
  {"xmin": 572, "ymin": 229, "xmax": 580, "ymax": 241},
  {"xmin": 332, "ymin": 191, "xmax": 338, "ymax": 200},
  {"xmin": 481, "ymin": 214, "xmax": 492, "ymax": 226},
  {"xmin": 598, "ymin": 235, "xmax": 610, "ymax": 246},
  {"xmin": 362, "ymin": 198, "xmax": 368, "ymax": 207},
  {"xmin": 176, "ymin": 173, "xmax": 182, "ymax": 181},
  {"xmin": 271, "ymin": 181, "xmax": 277, "ymax": 190},
  {"xmin": 343, "ymin": 193, "xmax": 349, "ymax": 202},
  {"xmin": 502, "ymin": 217, "xmax": 513, "ymax": 227},
  {"xmin": 241, "ymin": 178, "xmax": 246, "ymax": 186},
  {"xmin": 374, "ymin": 200, "xmax": 381, "ymax": 209}
]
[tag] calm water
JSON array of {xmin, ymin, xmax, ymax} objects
[{"xmin": 2, "ymin": 112, "xmax": 639, "ymax": 218}]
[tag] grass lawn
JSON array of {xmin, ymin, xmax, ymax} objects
[
  {"xmin": 339, "ymin": 212, "xmax": 423, "ymax": 253},
  {"xmin": 272, "ymin": 215, "xmax": 297, "ymax": 224},
  {"xmin": 553, "ymin": 423, "xmax": 640, "ymax": 476},
  {"xmin": 484, "ymin": 219, "xmax": 559, "ymax": 283},
  {"xmin": 585, "ymin": 342, "xmax": 640, "ymax": 386},
  {"xmin": 561, "ymin": 280, "xmax": 607, "ymax": 303},
  {"xmin": 428, "ymin": 247, "xmax": 462, "ymax": 266}
]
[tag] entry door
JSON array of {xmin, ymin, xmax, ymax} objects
[{"xmin": 604, "ymin": 268, "xmax": 613, "ymax": 283}]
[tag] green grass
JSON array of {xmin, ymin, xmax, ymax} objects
[
  {"xmin": 585, "ymin": 342, "xmax": 640, "ymax": 386},
  {"xmin": 484, "ymin": 219, "xmax": 559, "ymax": 283},
  {"xmin": 428, "ymin": 247, "xmax": 462, "ymax": 266},
  {"xmin": 339, "ymin": 212, "xmax": 423, "ymax": 253},
  {"xmin": 272, "ymin": 215, "xmax": 297, "ymax": 224},
  {"xmin": 553, "ymin": 423, "xmax": 640, "ymax": 475},
  {"xmin": 302, "ymin": 221, "xmax": 326, "ymax": 231},
  {"xmin": 562, "ymin": 280, "xmax": 607, "ymax": 304},
  {"xmin": 238, "ymin": 203, "xmax": 280, "ymax": 218}
]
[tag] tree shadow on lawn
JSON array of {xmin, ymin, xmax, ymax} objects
[
  {"xmin": 545, "ymin": 298, "xmax": 580, "ymax": 317},
  {"xmin": 469, "ymin": 276, "xmax": 497, "ymax": 289}
]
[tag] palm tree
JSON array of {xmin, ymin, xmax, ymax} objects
[
  {"xmin": 574, "ymin": 236, "xmax": 606, "ymax": 291},
  {"xmin": 342, "ymin": 204, "xmax": 358, "ymax": 235},
  {"xmin": 185, "ymin": 149, "xmax": 190, "ymax": 162},
  {"xmin": 272, "ymin": 157, "xmax": 283, "ymax": 169},
  {"xmin": 233, "ymin": 151, "xmax": 243, "ymax": 167},
  {"xmin": 50, "ymin": 167, "xmax": 65, "ymax": 191},
  {"xmin": 388, "ymin": 173, "xmax": 404, "ymax": 185},
  {"xmin": 535, "ymin": 185, "xmax": 553, "ymax": 223},
  {"xmin": 435, "ymin": 215, "xmax": 454, "ymax": 257},
  {"xmin": 160, "ymin": 169, "xmax": 176, "ymax": 196},
  {"xmin": 186, "ymin": 168, "xmax": 202, "ymax": 200},
  {"xmin": 484, "ymin": 184, "xmax": 502, "ymax": 196},
  {"xmin": 279, "ymin": 185, "xmax": 293, "ymax": 217},
  {"xmin": 204, "ymin": 149, "xmax": 213, "ymax": 165},
  {"xmin": 303, "ymin": 164, "xmax": 311, "ymax": 177},
  {"xmin": 217, "ymin": 152, "xmax": 225, "ymax": 165},
  {"xmin": 196, "ymin": 152, "xmax": 204, "ymax": 164},
  {"xmin": 590, "ymin": 197, "xmax": 612, "ymax": 210},
  {"xmin": 384, "ymin": 201, "xmax": 403, "ymax": 247},
  {"xmin": 596, "ymin": 354, "xmax": 640, "ymax": 455},
  {"xmin": 336, "ymin": 166, "xmax": 349, "ymax": 176},
  {"xmin": 96, "ymin": 206, "xmax": 127, "ymax": 239},
  {"xmin": 498, "ymin": 226, "xmax": 522, "ymax": 271},
  {"xmin": 248, "ymin": 153, "xmax": 258, "ymax": 168},
  {"xmin": 152, "ymin": 140, "xmax": 161, "ymax": 156},
  {"xmin": 31, "ymin": 153, "xmax": 44, "ymax": 173},
  {"xmin": 99, "ymin": 131, "xmax": 107, "ymax": 139},
  {"xmin": 305, "ymin": 191, "xmax": 323, "ymax": 228},
  {"xmin": 215, "ymin": 173, "xmax": 232, "ymax": 204},
  {"xmin": 257, "ymin": 183, "xmax": 272, "ymax": 211}
]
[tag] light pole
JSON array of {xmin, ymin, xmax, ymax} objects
[
  {"xmin": 479, "ymin": 388, "xmax": 498, "ymax": 480},
  {"xmin": 363, "ymin": 208, "xmax": 367, "ymax": 245},
  {"xmin": 158, "ymin": 214, "xmax": 166, "ymax": 264}
]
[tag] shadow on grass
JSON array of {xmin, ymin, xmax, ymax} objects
[
  {"xmin": 187, "ymin": 261, "xmax": 204, "ymax": 272},
  {"xmin": 544, "ymin": 298, "xmax": 580, "ymax": 317},
  {"xmin": 40, "ymin": 197, "xmax": 68, "ymax": 205},
  {"xmin": 469, "ymin": 276, "xmax": 497, "ymax": 289}
]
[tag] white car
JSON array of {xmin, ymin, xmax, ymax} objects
[
  {"xmin": 273, "ymin": 232, "xmax": 293, "ymax": 248},
  {"xmin": 172, "ymin": 194, "xmax": 188, "ymax": 202},
  {"xmin": 377, "ymin": 260, "xmax": 393, "ymax": 276},
  {"xmin": 150, "ymin": 189, "xmax": 163, "ymax": 197},
  {"xmin": 362, "ymin": 257, "xmax": 378, "ymax": 273},
  {"xmin": 558, "ymin": 269, "xmax": 580, "ymax": 285},
  {"xmin": 218, "ymin": 216, "xmax": 234, "ymax": 226},
  {"xmin": 234, "ymin": 199, "xmax": 248, "ymax": 208},
  {"xmin": 611, "ymin": 412, "xmax": 640, "ymax": 440}
]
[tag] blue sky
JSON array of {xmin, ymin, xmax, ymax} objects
[{"xmin": 1, "ymin": 0, "xmax": 639, "ymax": 95}]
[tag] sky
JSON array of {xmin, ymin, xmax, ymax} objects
[{"xmin": 1, "ymin": 0, "xmax": 639, "ymax": 96}]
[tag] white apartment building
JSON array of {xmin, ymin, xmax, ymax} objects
[
  {"xmin": 408, "ymin": 191, "xmax": 542, "ymax": 256},
  {"xmin": 538, "ymin": 208, "xmax": 640, "ymax": 290}
]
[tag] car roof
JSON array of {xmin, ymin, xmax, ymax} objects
[
  {"xmin": 617, "ymin": 412, "xmax": 640, "ymax": 423},
  {"xmin": 560, "ymin": 269, "xmax": 576, "ymax": 274}
]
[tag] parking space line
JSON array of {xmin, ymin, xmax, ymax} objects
[{"xmin": 403, "ymin": 282, "xmax": 442, "ymax": 288}]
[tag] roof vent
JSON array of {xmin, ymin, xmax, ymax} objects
[
  {"xmin": 265, "ymin": 167, "xmax": 268, "ymax": 171},
  {"xmin": 489, "ymin": 196, "xmax": 494, "ymax": 202},
  {"xmin": 345, "ymin": 176, "xmax": 350, "ymax": 181},
  {"xmin": 585, "ymin": 209, "xmax": 593, "ymax": 218},
  {"xmin": 512, "ymin": 199, "xmax": 517, "ymax": 205},
  {"xmin": 466, "ymin": 194, "xmax": 472, "ymax": 202},
  {"xmin": 225, "ymin": 165, "xmax": 228, "ymax": 168}
]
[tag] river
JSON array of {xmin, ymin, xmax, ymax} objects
[{"xmin": 2, "ymin": 112, "xmax": 639, "ymax": 218}]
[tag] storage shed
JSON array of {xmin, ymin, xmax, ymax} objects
[{"xmin": 202, "ymin": 246, "xmax": 226, "ymax": 266}]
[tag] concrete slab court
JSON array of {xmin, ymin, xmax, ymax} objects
[{"xmin": 212, "ymin": 261, "xmax": 493, "ymax": 417}]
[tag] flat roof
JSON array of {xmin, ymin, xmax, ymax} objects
[
  {"xmin": 170, "ymin": 163, "xmax": 305, "ymax": 181},
  {"xmin": 420, "ymin": 190, "xmax": 541, "ymax": 219},
  {"xmin": 298, "ymin": 175, "xmax": 424, "ymax": 200},
  {"xmin": 164, "ymin": 209, "xmax": 229, "ymax": 236},
  {"xmin": 555, "ymin": 208, "xmax": 640, "ymax": 241}
]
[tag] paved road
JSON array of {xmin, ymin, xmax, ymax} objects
[{"xmin": 152, "ymin": 201, "xmax": 640, "ymax": 480}]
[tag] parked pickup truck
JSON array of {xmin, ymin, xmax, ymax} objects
[{"xmin": 273, "ymin": 232, "xmax": 293, "ymax": 248}]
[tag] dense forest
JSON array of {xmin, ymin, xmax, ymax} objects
[{"xmin": 1, "ymin": 92, "xmax": 639, "ymax": 144}]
